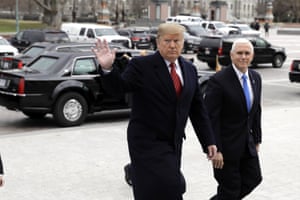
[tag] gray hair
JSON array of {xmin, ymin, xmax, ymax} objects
[{"xmin": 231, "ymin": 38, "xmax": 254, "ymax": 53}]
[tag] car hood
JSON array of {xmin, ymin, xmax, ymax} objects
[{"xmin": 0, "ymin": 45, "xmax": 19, "ymax": 55}]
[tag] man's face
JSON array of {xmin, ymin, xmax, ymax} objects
[
  {"xmin": 230, "ymin": 43, "xmax": 254, "ymax": 73},
  {"xmin": 157, "ymin": 33, "xmax": 184, "ymax": 63}
]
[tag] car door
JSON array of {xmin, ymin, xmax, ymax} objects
[{"xmin": 252, "ymin": 38, "xmax": 274, "ymax": 64}]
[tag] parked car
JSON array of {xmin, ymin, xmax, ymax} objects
[
  {"xmin": 180, "ymin": 22, "xmax": 208, "ymax": 37},
  {"xmin": 227, "ymin": 23, "xmax": 261, "ymax": 37},
  {"xmin": 200, "ymin": 21, "xmax": 239, "ymax": 35},
  {"xmin": 9, "ymin": 29, "xmax": 70, "ymax": 51},
  {"xmin": 0, "ymin": 42, "xmax": 94, "ymax": 70},
  {"xmin": 117, "ymin": 28, "xmax": 151, "ymax": 49},
  {"xmin": 289, "ymin": 60, "xmax": 300, "ymax": 83},
  {"xmin": 197, "ymin": 35, "xmax": 286, "ymax": 70},
  {"xmin": 0, "ymin": 42, "xmax": 151, "ymax": 70},
  {"xmin": 183, "ymin": 31, "xmax": 202, "ymax": 53},
  {"xmin": 0, "ymin": 49, "xmax": 155, "ymax": 127},
  {"xmin": 0, "ymin": 36, "xmax": 19, "ymax": 57},
  {"xmin": 61, "ymin": 22, "xmax": 132, "ymax": 48}
]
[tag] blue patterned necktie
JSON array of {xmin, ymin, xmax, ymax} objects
[{"xmin": 242, "ymin": 74, "xmax": 251, "ymax": 112}]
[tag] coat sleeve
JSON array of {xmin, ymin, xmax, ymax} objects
[
  {"xmin": 204, "ymin": 75, "xmax": 223, "ymax": 152},
  {"xmin": 189, "ymin": 66, "xmax": 216, "ymax": 153}
]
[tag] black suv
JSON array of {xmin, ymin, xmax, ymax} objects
[
  {"xmin": 10, "ymin": 29, "xmax": 70, "ymax": 52},
  {"xmin": 197, "ymin": 35, "xmax": 286, "ymax": 70}
]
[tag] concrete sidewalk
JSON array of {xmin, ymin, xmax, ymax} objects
[{"xmin": 0, "ymin": 106, "xmax": 300, "ymax": 200}]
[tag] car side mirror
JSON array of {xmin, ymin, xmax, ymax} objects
[{"xmin": 62, "ymin": 69, "xmax": 71, "ymax": 76}]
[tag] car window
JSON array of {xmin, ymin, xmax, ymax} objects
[
  {"xmin": 26, "ymin": 31, "xmax": 44, "ymax": 42},
  {"xmin": 45, "ymin": 32, "xmax": 70, "ymax": 42},
  {"xmin": 73, "ymin": 58, "xmax": 97, "ymax": 75},
  {"xmin": 254, "ymin": 38, "xmax": 267, "ymax": 48},
  {"xmin": 87, "ymin": 29, "xmax": 95, "ymax": 38},
  {"xmin": 0, "ymin": 38, "xmax": 10, "ymax": 45},
  {"xmin": 29, "ymin": 56, "xmax": 58, "ymax": 72},
  {"xmin": 208, "ymin": 24, "xmax": 216, "ymax": 30},
  {"xmin": 15, "ymin": 31, "xmax": 24, "ymax": 40},
  {"xmin": 23, "ymin": 46, "xmax": 46, "ymax": 57},
  {"xmin": 95, "ymin": 28, "xmax": 118, "ymax": 36},
  {"xmin": 79, "ymin": 28, "xmax": 86, "ymax": 36}
]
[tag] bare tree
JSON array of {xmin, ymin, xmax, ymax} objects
[
  {"xmin": 32, "ymin": 0, "xmax": 68, "ymax": 28},
  {"xmin": 273, "ymin": 0, "xmax": 300, "ymax": 22}
]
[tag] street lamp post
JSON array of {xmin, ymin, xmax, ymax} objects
[{"xmin": 16, "ymin": 0, "xmax": 19, "ymax": 32}]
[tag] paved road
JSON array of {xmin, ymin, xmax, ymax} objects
[{"xmin": 0, "ymin": 28, "xmax": 300, "ymax": 199}]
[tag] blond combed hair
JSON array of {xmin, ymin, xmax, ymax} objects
[{"xmin": 157, "ymin": 23, "xmax": 186, "ymax": 39}]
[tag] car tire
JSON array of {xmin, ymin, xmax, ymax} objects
[
  {"xmin": 272, "ymin": 54, "xmax": 284, "ymax": 68},
  {"xmin": 53, "ymin": 92, "xmax": 88, "ymax": 127},
  {"xmin": 23, "ymin": 111, "xmax": 46, "ymax": 119}
]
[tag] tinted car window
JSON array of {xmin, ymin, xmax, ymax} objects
[
  {"xmin": 73, "ymin": 58, "xmax": 97, "ymax": 75},
  {"xmin": 29, "ymin": 56, "xmax": 58, "ymax": 72},
  {"xmin": 79, "ymin": 28, "xmax": 86, "ymax": 36},
  {"xmin": 22, "ymin": 46, "xmax": 46, "ymax": 57},
  {"xmin": 45, "ymin": 32, "xmax": 70, "ymax": 42}
]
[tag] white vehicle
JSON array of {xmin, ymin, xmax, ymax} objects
[
  {"xmin": 200, "ymin": 21, "xmax": 239, "ymax": 36},
  {"xmin": 227, "ymin": 24, "xmax": 261, "ymax": 37},
  {"xmin": 166, "ymin": 15, "xmax": 202, "ymax": 24},
  {"xmin": 61, "ymin": 23, "xmax": 132, "ymax": 48},
  {"xmin": 0, "ymin": 36, "xmax": 18, "ymax": 57}
]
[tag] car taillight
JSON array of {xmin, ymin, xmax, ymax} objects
[
  {"xmin": 17, "ymin": 61, "xmax": 23, "ymax": 69},
  {"xmin": 290, "ymin": 61, "xmax": 294, "ymax": 71},
  {"xmin": 131, "ymin": 36, "xmax": 140, "ymax": 42},
  {"xmin": 18, "ymin": 78, "xmax": 25, "ymax": 94},
  {"xmin": 218, "ymin": 47, "xmax": 223, "ymax": 56}
]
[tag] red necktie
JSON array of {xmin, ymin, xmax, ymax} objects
[{"xmin": 170, "ymin": 63, "xmax": 182, "ymax": 97}]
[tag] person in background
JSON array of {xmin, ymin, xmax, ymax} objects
[
  {"xmin": 264, "ymin": 21, "xmax": 270, "ymax": 37},
  {"xmin": 0, "ymin": 154, "xmax": 4, "ymax": 187},
  {"xmin": 92, "ymin": 23, "xmax": 217, "ymax": 200},
  {"xmin": 205, "ymin": 38, "xmax": 263, "ymax": 200},
  {"xmin": 254, "ymin": 20, "xmax": 260, "ymax": 31}
]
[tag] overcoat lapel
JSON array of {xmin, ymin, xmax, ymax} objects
[{"xmin": 153, "ymin": 52, "xmax": 177, "ymax": 98}]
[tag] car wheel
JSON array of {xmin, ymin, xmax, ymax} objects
[
  {"xmin": 23, "ymin": 111, "xmax": 46, "ymax": 119},
  {"xmin": 272, "ymin": 54, "xmax": 284, "ymax": 68},
  {"xmin": 53, "ymin": 92, "xmax": 88, "ymax": 127}
]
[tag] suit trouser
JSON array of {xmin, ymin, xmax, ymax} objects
[
  {"xmin": 213, "ymin": 150, "xmax": 262, "ymax": 200},
  {"xmin": 130, "ymin": 140, "xmax": 185, "ymax": 200}
]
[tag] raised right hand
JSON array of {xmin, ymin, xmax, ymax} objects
[{"xmin": 92, "ymin": 39, "xmax": 116, "ymax": 70}]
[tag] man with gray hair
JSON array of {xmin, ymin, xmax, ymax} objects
[{"xmin": 205, "ymin": 38, "xmax": 263, "ymax": 199}]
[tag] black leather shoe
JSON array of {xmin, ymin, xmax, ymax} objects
[
  {"xmin": 124, "ymin": 163, "xmax": 132, "ymax": 186},
  {"xmin": 209, "ymin": 195, "xmax": 218, "ymax": 200}
]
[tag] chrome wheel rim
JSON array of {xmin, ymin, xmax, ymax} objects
[{"xmin": 63, "ymin": 99, "xmax": 82, "ymax": 122}]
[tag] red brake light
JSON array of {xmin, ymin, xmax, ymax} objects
[
  {"xmin": 18, "ymin": 78, "xmax": 25, "ymax": 94},
  {"xmin": 218, "ymin": 47, "xmax": 223, "ymax": 56},
  {"xmin": 290, "ymin": 62, "xmax": 294, "ymax": 71},
  {"xmin": 18, "ymin": 61, "xmax": 23, "ymax": 69},
  {"xmin": 131, "ymin": 36, "xmax": 140, "ymax": 42}
]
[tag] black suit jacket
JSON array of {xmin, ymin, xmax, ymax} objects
[
  {"xmin": 204, "ymin": 66, "xmax": 262, "ymax": 160},
  {"xmin": 101, "ymin": 51, "xmax": 215, "ymax": 151},
  {"xmin": 101, "ymin": 51, "xmax": 215, "ymax": 199}
]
